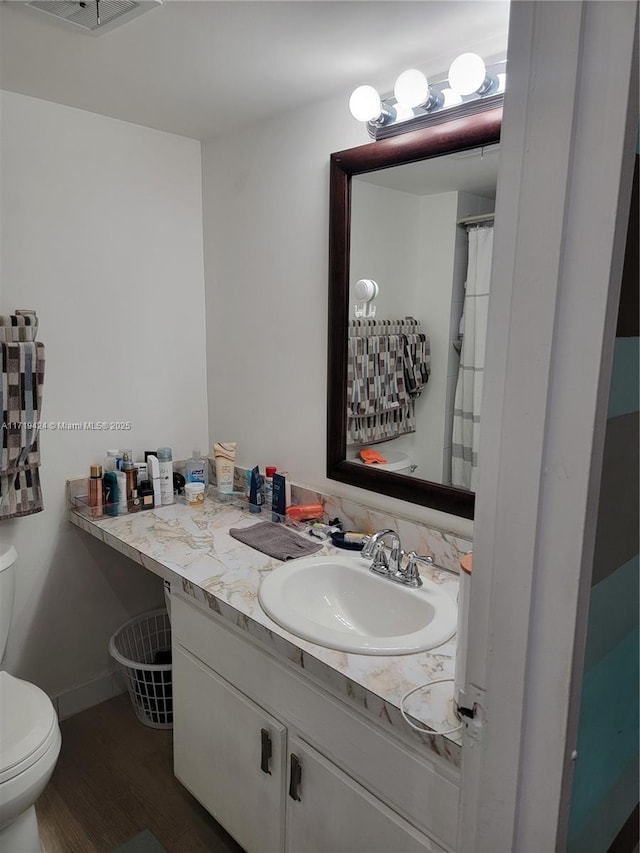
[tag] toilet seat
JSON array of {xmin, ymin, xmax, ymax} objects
[{"xmin": 0, "ymin": 672, "xmax": 58, "ymax": 785}]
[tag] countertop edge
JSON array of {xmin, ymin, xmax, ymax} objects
[{"xmin": 69, "ymin": 507, "xmax": 462, "ymax": 767}]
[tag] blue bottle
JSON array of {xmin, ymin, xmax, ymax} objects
[{"xmin": 102, "ymin": 471, "xmax": 119, "ymax": 516}]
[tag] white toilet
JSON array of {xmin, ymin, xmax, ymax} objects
[{"xmin": 0, "ymin": 544, "xmax": 62, "ymax": 852}]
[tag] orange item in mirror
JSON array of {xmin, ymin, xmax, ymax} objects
[{"xmin": 359, "ymin": 448, "xmax": 388, "ymax": 465}]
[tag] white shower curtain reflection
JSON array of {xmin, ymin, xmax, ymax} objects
[{"xmin": 451, "ymin": 224, "xmax": 493, "ymax": 491}]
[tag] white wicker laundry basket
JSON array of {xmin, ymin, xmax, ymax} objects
[{"xmin": 109, "ymin": 608, "xmax": 173, "ymax": 729}]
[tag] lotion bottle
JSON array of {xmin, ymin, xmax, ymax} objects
[
  {"xmin": 214, "ymin": 442, "xmax": 236, "ymax": 495},
  {"xmin": 147, "ymin": 455, "xmax": 163, "ymax": 508},
  {"xmin": 116, "ymin": 471, "xmax": 128, "ymax": 515},
  {"xmin": 157, "ymin": 448, "xmax": 174, "ymax": 505}
]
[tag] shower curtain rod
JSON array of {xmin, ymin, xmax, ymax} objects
[{"xmin": 457, "ymin": 212, "xmax": 495, "ymax": 227}]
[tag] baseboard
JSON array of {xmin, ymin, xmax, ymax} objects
[{"xmin": 51, "ymin": 669, "xmax": 127, "ymax": 721}]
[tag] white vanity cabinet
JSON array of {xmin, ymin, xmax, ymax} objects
[
  {"xmin": 173, "ymin": 644, "xmax": 287, "ymax": 853},
  {"xmin": 170, "ymin": 590, "xmax": 459, "ymax": 853},
  {"xmin": 285, "ymin": 736, "xmax": 442, "ymax": 853}
]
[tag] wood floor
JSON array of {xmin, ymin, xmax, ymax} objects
[{"xmin": 36, "ymin": 693, "xmax": 246, "ymax": 853}]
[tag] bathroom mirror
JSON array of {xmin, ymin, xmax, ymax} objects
[{"xmin": 327, "ymin": 107, "xmax": 501, "ymax": 519}]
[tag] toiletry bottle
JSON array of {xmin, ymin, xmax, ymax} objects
[
  {"xmin": 186, "ymin": 449, "xmax": 207, "ymax": 486},
  {"xmin": 185, "ymin": 482, "xmax": 205, "ymax": 506},
  {"xmin": 147, "ymin": 455, "xmax": 163, "ymax": 508},
  {"xmin": 120, "ymin": 450, "xmax": 133, "ymax": 471},
  {"xmin": 129, "ymin": 489, "xmax": 142, "ymax": 513},
  {"xmin": 88, "ymin": 465, "xmax": 103, "ymax": 518},
  {"xmin": 271, "ymin": 470, "xmax": 290, "ymax": 521},
  {"xmin": 116, "ymin": 470, "xmax": 128, "ymax": 514},
  {"xmin": 103, "ymin": 471, "xmax": 118, "ymax": 516},
  {"xmin": 138, "ymin": 479, "xmax": 155, "ymax": 510},
  {"xmin": 264, "ymin": 466, "xmax": 277, "ymax": 511},
  {"xmin": 157, "ymin": 447, "xmax": 174, "ymax": 505},
  {"xmin": 248, "ymin": 465, "xmax": 263, "ymax": 513},
  {"xmin": 134, "ymin": 461, "xmax": 148, "ymax": 486},
  {"xmin": 104, "ymin": 449, "xmax": 121, "ymax": 473},
  {"xmin": 123, "ymin": 459, "xmax": 137, "ymax": 502},
  {"xmin": 214, "ymin": 442, "xmax": 237, "ymax": 495}
]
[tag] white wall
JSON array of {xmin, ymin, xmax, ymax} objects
[
  {"xmin": 0, "ymin": 91, "xmax": 208, "ymax": 712},
  {"xmin": 350, "ymin": 179, "xmax": 421, "ymax": 318},
  {"xmin": 349, "ymin": 180, "xmax": 424, "ymax": 472},
  {"xmin": 459, "ymin": 2, "xmax": 638, "ymax": 848},
  {"xmin": 202, "ymin": 93, "xmax": 472, "ymax": 537},
  {"xmin": 416, "ymin": 191, "xmax": 459, "ymax": 481},
  {"xmin": 345, "ymin": 181, "xmax": 494, "ymax": 486}
]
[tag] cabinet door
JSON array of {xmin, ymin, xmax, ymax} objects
[
  {"xmin": 173, "ymin": 644, "xmax": 286, "ymax": 853},
  {"xmin": 285, "ymin": 737, "xmax": 443, "ymax": 853}
]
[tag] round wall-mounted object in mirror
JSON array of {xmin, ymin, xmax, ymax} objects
[{"xmin": 353, "ymin": 279, "xmax": 379, "ymax": 303}]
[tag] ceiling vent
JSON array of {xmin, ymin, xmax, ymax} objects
[{"xmin": 25, "ymin": 1, "xmax": 162, "ymax": 35}]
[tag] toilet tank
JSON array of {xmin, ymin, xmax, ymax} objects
[{"xmin": 0, "ymin": 545, "xmax": 17, "ymax": 662}]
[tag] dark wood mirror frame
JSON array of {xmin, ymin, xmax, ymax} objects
[{"xmin": 327, "ymin": 106, "xmax": 502, "ymax": 520}]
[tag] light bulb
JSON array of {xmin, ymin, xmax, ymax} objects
[
  {"xmin": 349, "ymin": 86, "xmax": 382, "ymax": 123},
  {"xmin": 441, "ymin": 87, "xmax": 463, "ymax": 108},
  {"xmin": 394, "ymin": 69, "xmax": 430, "ymax": 109},
  {"xmin": 448, "ymin": 53, "xmax": 487, "ymax": 96}
]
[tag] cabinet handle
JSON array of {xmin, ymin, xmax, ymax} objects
[
  {"xmin": 289, "ymin": 753, "xmax": 302, "ymax": 801},
  {"xmin": 260, "ymin": 728, "xmax": 272, "ymax": 775}
]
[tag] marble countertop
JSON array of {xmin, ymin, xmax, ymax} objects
[{"xmin": 69, "ymin": 491, "xmax": 462, "ymax": 765}]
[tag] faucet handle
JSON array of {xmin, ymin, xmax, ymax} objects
[
  {"xmin": 369, "ymin": 541, "xmax": 390, "ymax": 574},
  {"xmin": 400, "ymin": 552, "xmax": 429, "ymax": 587}
]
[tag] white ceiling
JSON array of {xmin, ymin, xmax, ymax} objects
[{"xmin": 0, "ymin": 0, "xmax": 510, "ymax": 141}]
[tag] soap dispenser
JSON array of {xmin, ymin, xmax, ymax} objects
[{"xmin": 186, "ymin": 449, "xmax": 208, "ymax": 486}]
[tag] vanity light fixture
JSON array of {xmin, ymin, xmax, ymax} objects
[{"xmin": 349, "ymin": 54, "xmax": 506, "ymax": 140}]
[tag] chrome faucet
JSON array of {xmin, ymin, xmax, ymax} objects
[
  {"xmin": 362, "ymin": 531, "xmax": 437, "ymax": 587},
  {"xmin": 362, "ymin": 529, "xmax": 404, "ymax": 576}
]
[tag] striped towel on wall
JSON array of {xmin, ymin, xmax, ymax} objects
[
  {"xmin": 402, "ymin": 333, "xmax": 431, "ymax": 398},
  {"xmin": 0, "ymin": 313, "xmax": 39, "ymax": 343},
  {"xmin": 347, "ymin": 318, "xmax": 429, "ymax": 445},
  {"xmin": 0, "ymin": 341, "xmax": 46, "ymax": 519}
]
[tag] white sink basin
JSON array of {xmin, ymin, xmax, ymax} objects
[{"xmin": 258, "ymin": 554, "xmax": 457, "ymax": 655}]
